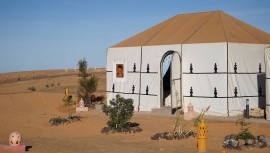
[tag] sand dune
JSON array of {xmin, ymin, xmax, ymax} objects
[{"xmin": 0, "ymin": 69, "xmax": 270, "ymax": 152}]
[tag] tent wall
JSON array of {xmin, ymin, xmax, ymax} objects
[
  {"xmin": 182, "ymin": 43, "xmax": 228, "ymax": 116},
  {"xmin": 227, "ymin": 43, "xmax": 265, "ymax": 115},
  {"xmin": 140, "ymin": 45, "xmax": 181, "ymax": 111},
  {"xmin": 106, "ymin": 47, "xmax": 141, "ymax": 111},
  {"xmin": 266, "ymin": 45, "xmax": 270, "ymax": 120},
  {"xmin": 107, "ymin": 43, "xmax": 267, "ymax": 116},
  {"xmin": 107, "ymin": 45, "xmax": 181, "ymax": 111}
]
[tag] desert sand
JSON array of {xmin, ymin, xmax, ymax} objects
[{"xmin": 0, "ymin": 69, "xmax": 270, "ymax": 153}]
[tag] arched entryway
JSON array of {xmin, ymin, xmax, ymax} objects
[{"xmin": 160, "ymin": 51, "xmax": 182, "ymax": 113}]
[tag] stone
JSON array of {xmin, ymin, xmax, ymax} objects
[
  {"xmin": 76, "ymin": 107, "xmax": 88, "ymax": 112},
  {"xmin": 257, "ymin": 135, "xmax": 270, "ymax": 148},
  {"xmin": 9, "ymin": 132, "xmax": 22, "ymax": 146},
  {"xmin": 76, "ymin": 98, "xmax": 88, "ymax": 112},
  {"xmin": 184, "ymin": 102, "xmax": 199, "ymax": 120},
  {"xmin": 223, "ymin": 134, "xmax": 240, "ymax": 150},
  {"xmin": 79, "ymin": 98, "xmax": 85, "ymax": 107}
]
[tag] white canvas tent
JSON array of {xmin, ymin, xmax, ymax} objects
[{"xmin": 106, "ymin": 10, "xmax": 270, "ymax": 116}]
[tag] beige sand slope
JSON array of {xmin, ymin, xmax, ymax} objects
[{"xmin": 0, "ymin": 69, "xmax": 270, "ymax": 153}]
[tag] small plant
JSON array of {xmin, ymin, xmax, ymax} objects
[
  {"xmin": 51, "ymin": 83, "xmax": 55, "ymax": 87},
  {"xmin": 193, "ymin": 105, "xmax": 210, "ymax": 127},
  {"xmin": 57, "ymin": 83, "xmax": 60, "ymax": 86},
  {"xmin": 28, "ymin": 86, "xmax": 36, "ymax": 92},
  {"xmin": 63, "ymin": 95, "xmax": 76, "ymax": 118},
  {"xmin": 236, "ymin": 115, "xmax": 255, "ymax": 141},
  {"xmin": 45, "ymin": 84, "xmax": 49, "ymax": 88},
  {"xmin": 102, "ymin": 94, "xmax": 134, "ymax": 129}
]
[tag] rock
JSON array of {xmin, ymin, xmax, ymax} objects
[
  {"xmin": 223, "ymin": 134, "xmax": 240, "ymax": 150},
  {"xmin": 245, "ymin": 139, "xmax": 254, "ymax": 149},
  {"xmin": 265, "ymin": 138, "xmax": 270, "ymax": 147},
  {"xmin": 245, "ymin": 139, "xmax": 254, "ymax": 145},
  {"xmin": 257, "ymin": 135, "xmax": 270, "ymax": 148},
  {"xmin": 230, "ymin": 139, "xmax": 240, "ymax": 148}
]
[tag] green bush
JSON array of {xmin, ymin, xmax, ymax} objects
[{"xmin": 102, "ymin": 94, "xmax": 134, "ymax": 128}]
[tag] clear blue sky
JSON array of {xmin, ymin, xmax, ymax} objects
[{"xmin": 0, "ymin": 0, "xmax": 270, "ymax": 73}]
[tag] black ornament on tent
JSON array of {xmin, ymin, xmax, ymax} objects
[
  {"xmin": 259, "ymin": 63, "xmax": 261, "ymax": 73},
  {"xmin": 234, "ymin": 87, "xmax": 238, "ymax": 97},
  {"xmin": 112, "ymin": 84, "xmax": 115, "ymax": 92},
  {"xmin": 259, "ymin": 86, "xmax": 262, "ymax": 97},
  {"xmin": 190, "ymin": 87, "xmax": 193, "ymax": 97},
  {"xmin": 214, "ymin": 63, "xmax": 217, "ymax": 73},
  {"xmin": 147, "ymin": 64, "xmax": 150, "ymax": 73},
  {"xmin": 132, "ymin": 85, "xmax": 135, "ymax": 94},
  {"xmin": 214, "ymin": 87, "xmax": 217, "ymax": 98},
  {"xmin": 234, "ymin": 63, "xmax": 237, "ymax": 73},
  {"xmin": 146, "ymin": 85, "xmax": 149, "ymax": 95},
  {"xmin": 133, "ymin": 63, "xmax": 136, "ymax": 72},
  {"xmin": 190, "ymin": 63, "xmax": 193, "ymax": 73}
]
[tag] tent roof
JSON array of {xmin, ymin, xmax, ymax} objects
[{"xmin": 112, "ymin": 10, "xmax": 270, "ymax": 47}]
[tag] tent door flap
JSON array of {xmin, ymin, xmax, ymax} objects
[{"xmin": 171, "ymin": 52, "xmax": 181, "ymax": 113}]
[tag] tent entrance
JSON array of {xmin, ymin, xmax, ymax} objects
[{"xmin": 161, "ymin": 51, "xmax": 181, "ymax": 113}]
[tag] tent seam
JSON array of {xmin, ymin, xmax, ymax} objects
[
  {"xmin": 225, "ymin": 13, "xmax": 263, "ymax": 44},
  {"xmin": 142, "ymin": 15, "xmax": 178, "ymax": 46},
  {"xmin": 182, "ymin": 11, "xmax": 217, "ymax": 44}
]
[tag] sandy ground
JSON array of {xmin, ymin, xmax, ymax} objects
[{"xmin": 0, "ymin": 69, "xmax": 270, "ymax": 153}]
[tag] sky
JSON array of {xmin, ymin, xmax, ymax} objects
[{"xmin": 0, "ymin": 0, "xmax": 270, "ymax": 73}]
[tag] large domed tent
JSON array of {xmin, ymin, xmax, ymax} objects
[{"xmin": 106, "ymin": 10, "xmax": 270, "ymax": 116}]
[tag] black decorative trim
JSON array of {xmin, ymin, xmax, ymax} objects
[
  {"xmin": 112, "ymin": 84, "xmax": 115, "ymax": 92},
  {"xmin": 214, "ymin": 87, "xmax": 217, "ymax": 98},
  {"xmin": 147, "ymin": 63, "xmax": 150, "ymax": 73},
  {"xmin": 267, "ymin": 104, "xmax": 270, "ymax": 106},
  {"xmin": 127, "ymin": 71, "xmax": 158, "ymax": 74},
  {"xmin": 183, "ymin": 72, "xmax": 227, "ymax": 74},
  {"xmin": 141, "ymin": 72, "xmax": 158, "ymax": 74},
  {"xmin": 106, "ymin": 71, "xmax": 113, "ymax": 73},
  {"xmin": 128, "ymin": 71, "xmax": 140, "ymax": 73},
  {"xmin": 214, "ymin": 63, "xmax": 218, "ymax": 73},
  {"xmin": 234, "ymin": 87, "xmax": 238, "ymax": 97},
  {"xmin": 190, "ymin": 87, "xmax": 193, "ymax": 97},
  {"xmin": 228, "ymin": 72, "xmax": 265, "ymax": 74},
  {"xmin": 184, "ymin": 95, "xmax": 265, "ymax": 98},
  {"xmin": 146, "ymin": 85, "xmax": 149, "ymax": 95},
  {"xmin": 234, "ymin": 63, "xmax": 237, "ymax": 73},
  {"xmin": 133, "ymin": 63, "xmax": 136, "ymax": 72},
  {"xmin": 266, "ymin": 78, "xmax": 270, "ymax": 79},
  {"xmin": 184, "ymin": 96, "xmax": 227, "ymax": 98},
  {"xmin": 183, "ymin": 72, "xmax": 264, "ymax": 74},
  {"xmin": 190, "ymin": 63, "xmax": 193, "ymax": 73},
  {"xmin": 106, "ymin": 91, "xmax": 157, "ymax": 96},
  {"xmin": 141, "ymin": 93, "xmax": 157, "ymax": 96},
  {"xmin": 172, "ymin": 78, "xmax": 181, "ymax": 81},
  {"xmin": 132, "ymin": 85, "xmax": 135, "ymax": 94}
]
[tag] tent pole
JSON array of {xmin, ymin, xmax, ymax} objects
[
  {"xmin": 227, "ymin": 42, "xmax": 229, "ymax": 116},
  {"xmin": 138, "ymin": 46, "xmax": 143, "ymax": 111}
]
